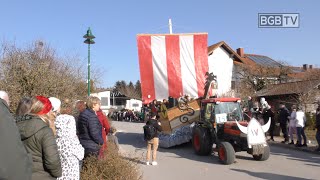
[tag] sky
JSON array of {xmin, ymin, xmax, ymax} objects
[{"xmin": 1, "ymin": 0, "xmax": 319, "ymax": 88}]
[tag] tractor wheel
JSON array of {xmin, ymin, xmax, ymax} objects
[
  {"xmin": 218, "ymin": 142, "xmax": 235, "ymax": 165},
  {"xmin": 253, "ymin": 145, "xmax": 270, "ymax": 161},
  {"xmin": 192, "ymin": 126, "xmax": 212, "ymax": 155}
]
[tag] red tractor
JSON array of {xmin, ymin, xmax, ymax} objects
[{"xmin": 192, "ymin": 97, "xmax": 270, "ymax": 165}]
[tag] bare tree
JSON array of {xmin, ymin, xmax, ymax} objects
[
  {"xmin": 0, "ymin": 40, "xmax": 93, "ymax": 110},
  {"xmin": 236, "ymin": 61, "xmax": 292, "ymax": 98}
]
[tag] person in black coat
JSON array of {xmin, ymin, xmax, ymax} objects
[
  {"xmin": 264, "ymin": 108, "xmax": 275, "ymax": 141},
  {"xmin": 278, "ymin": 103, "xmax": 290, "ymax": 143},
  {"xmin": 145, "ymin": 112, "xmax": 162, "ymax": 166},
  {"xmin": 0, "ymin": 91, "xmax": 32, "ymax": 180},
  {"xmin": 77, "ymin": 96, "xmax": 104, "ymax": 158}
]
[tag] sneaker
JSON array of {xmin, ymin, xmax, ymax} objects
[
  {"xmin": 281, "ymin": 140, "xmax": 289, "ymax": 144},
  {"xmin": 289, "ymin": 141, "xmax": 294, "ymax": 145},
  {"xmin": 267, "ymin": 138, "xmax": 274, "ymax": 142},
  {"xmin": 146, "ymin": 162, "xmax": 150, "ymax": 165},
  {"xmin": 151, "ymin": 161, "xmax": 158, "ymax": 166},
  {"xmin": 302, "ymin": 144, "xmax": 307, "ymax": 147}
]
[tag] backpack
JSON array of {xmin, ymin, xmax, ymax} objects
[{"xmin": 143, "ymin": 123, "xmax": 156, "ymax": 141}]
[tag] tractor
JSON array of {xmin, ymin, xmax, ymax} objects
[{"xmin": 192, "ymin": 97, "xmax": 270, "ymax": 165}]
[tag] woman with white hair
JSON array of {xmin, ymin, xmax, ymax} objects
[{"xmin": 77, "ymin": 96, "xmax": 104, "ymax": 158}]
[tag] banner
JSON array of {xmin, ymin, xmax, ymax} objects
[{"xmin": 137, "ymin": 33, "xmax": 208, "ymax": 104}]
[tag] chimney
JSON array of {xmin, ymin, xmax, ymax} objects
[
  {"xmin": 303, "ymin": 64, "xmax": 307, "ymax": 71},
  {"xmin": 309, "ymin": 65, "xmax": 313, "ymax": 69},
  {"xmin": 237, "ymin": 48, "xmax": 244, "ymax": 57}
]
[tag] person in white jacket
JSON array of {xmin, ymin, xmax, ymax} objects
[
  {"xmin": 295, "ymin": 106, "xmax": 307, "ymax": 147},
  {"xmin": 55, "ymin": 104, "xmax": 84, "ymax": 180}
]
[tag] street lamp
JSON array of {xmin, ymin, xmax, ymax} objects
[
  {"xmin": 83, "ymin": 27, "xmax": 95, "ymax": 96},
  {"xmin": 112, "ymin": 89, "xmax": 115, "ymax": 107}
]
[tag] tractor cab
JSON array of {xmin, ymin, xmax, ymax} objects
[
  {"xmin": 200, "ymin": 97, "xmax": 243, "ymax": 125},
  {"xmin": 199, "ymin": 97, "xmax": 248, "ymax": 147}
]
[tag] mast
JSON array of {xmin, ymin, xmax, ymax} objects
[{"xmin": 169, "ymin": 19, "xmax": 173, "ymax": 34}]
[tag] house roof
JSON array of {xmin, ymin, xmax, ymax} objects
[
  {"xmin": 207, "ymin": 41, "xmax": 244, "ymax": 63},
  {"xmin": 256, "ymin": 79, "xmax": 320, "ymax": 97},
  {"xmin": 244, "ymin": 54, "xmax": 282, "ymax": 67}
]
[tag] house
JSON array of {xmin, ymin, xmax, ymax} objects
[
  {"xmin": 207, "ymin": 41, "xmax": 245, "ymax": 96},
  {"xmin": 255, "ymin": 79, "xmax": 320, "ymax": 113},
  {"xmin": 91, "ymin": 90, "xmax": 142, "ymax": 114}
]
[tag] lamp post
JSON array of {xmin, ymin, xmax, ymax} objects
[
  {"xmin": 112, "ymin": 89, "xmax": 115, "ymax": 107},
  {"xmin": 83, "ymin": 27, "xmax": 95, "ymax": 96}
]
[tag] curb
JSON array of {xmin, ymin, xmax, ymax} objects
[{"xmin": 268, "ymin": 142, "xmax": 320, "ymax": 155}]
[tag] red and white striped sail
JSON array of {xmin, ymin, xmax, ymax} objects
[{"xmin": 137, "ymin": 33, "xmax": 208, "ymax": 104}]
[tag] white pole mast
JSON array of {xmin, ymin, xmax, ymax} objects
[{"xmin": 169, "ymin": 19, "xmax": 173, "ymax": 34}]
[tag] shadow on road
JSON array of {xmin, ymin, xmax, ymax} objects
[
  {"xmin": 116, "ymin": 132, "xmax": 145, "ymax": 149},
  {"xmin": 157, "ymin": 142, "xmax": 225, "ymax": 165},
  {"xmin": 270, "ymin": 146, "xmax": 320, "ymax": 167},
  {"xmin": 231, "ymin": 169, "xmax": 312, "ymax": 180}
]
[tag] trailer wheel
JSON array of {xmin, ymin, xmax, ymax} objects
[
  {"xmin": 192, "ymin": 126, "xmax": 212, "ymax": 155},
  {"xmin": 218, "ymin": 142, "xmax": 235, "ymax": 165},
  {"xmin": 253, "ymin": 145, "xmax": 270, "ymax": 161}
]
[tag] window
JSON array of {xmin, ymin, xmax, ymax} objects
[
  {"xmin": 132, "ymin": 103, "xmax": 139, "ymax": 107},
  {"xmin": 204, "ymin": 103, "xmax": 214, "ymax": 121},
  {"xmin": 101, "ymin": 97, "xmax": 108, "ymax": 106},
  {"xmin": 231, "ymin": 81, "xmax": 236, "ymax": 90}
]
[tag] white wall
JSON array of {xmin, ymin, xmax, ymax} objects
[
  {"xmin": 208, "ymin": 47, "xmax": 234, "ymax": 96},
  {"xmin": 126, "ymin": 99, "xmax": 142, "ymax": 112},
  {"xmin": 91, "ymin": 91, "xmax": 142, "ymax": 113}
]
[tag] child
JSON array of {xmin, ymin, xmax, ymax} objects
[{"xmin": 108, "ymin": 127, "xmax": 120, "ymax": 152}]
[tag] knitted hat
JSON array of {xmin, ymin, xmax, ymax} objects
[
  {"xmin": 49, "ymin": 97, "xmax": 61, "ymax": 112},
  {"xmin": 36, "ymin": 96, "xmax": 52, "ymax": 115}
]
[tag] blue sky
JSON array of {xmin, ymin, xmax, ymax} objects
[{"xmin": 1, "ymin": 0, "xmax": 319, "ymax": 87}]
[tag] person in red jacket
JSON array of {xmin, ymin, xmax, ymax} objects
[{"xmin": 96, "ymin": 109, "xmax": 111, "ymax": 158}]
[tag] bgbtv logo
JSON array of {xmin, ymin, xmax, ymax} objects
[{"xmin": 258, "ymin": 13, "xmax": 299, "ymax": 28}]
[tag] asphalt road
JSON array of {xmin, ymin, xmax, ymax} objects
[{"xmin": 112, "ymin": 121, "xmax": 320, "ymax": 180}]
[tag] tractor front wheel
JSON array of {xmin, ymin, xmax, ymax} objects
[
  {"xmin": 218, "ymin": 142, "xmax": 235, "ymax": 165},
  {"xmin": 253, "ymin": 145, "xmax": 270, "ymax": 161},
  {"xmin": 192, "ymin": 126, "xmax": 212, "ymax": 155}
]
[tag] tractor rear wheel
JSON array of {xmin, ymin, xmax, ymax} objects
[
  {"xmin": 253, "ymin": 145, "xmax": 270, "ymax": 161},
  {"xmin": 218, "ymin": 142, "xmax": 235, "ymax": 165},
  {"xmin": 192, "ymin": 126, "xmax": 212, "ymax": 155}
]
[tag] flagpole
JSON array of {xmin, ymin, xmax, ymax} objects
[{"xmin": 169, "ymin": 19, "xmax": 173, "ymax": 34}]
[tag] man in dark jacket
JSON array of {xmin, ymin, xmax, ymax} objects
[
  {"xmin": 145, "ymin": 112, "xmax": 162, "ymax": 166},
  {"xmin": 77, "ymin": 99, "xmax": 104, "ymax": 158},
  {"xmin": 315, "ymin": 105, "xmax": 320, "ymax": 151},
  {"xmin": 0, "ymin": 92, "xmax": 32, "ymax": 180},
  {"xmin": 264, "ymin": 108, "xmax": 275, "ymax": 141},
  {"xmin": 279, "ymin": 103, "xmax": 290, "ymax": 143}
]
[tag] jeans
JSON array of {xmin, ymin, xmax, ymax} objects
[
  {"xmin": 269, "ymin": 123, "xmax": 275, "ymax": 139},
  {"xmin": 146, "ymin": 137, "xmax": 159, "ymax": 162},
  {"xmin": 296, "ymin": 127, "xmax": 307, "ymax": 145},
  {"xmin": 289, "ymin": 125, "xmax": 296, "ymax": 141},
  {"xmin": 280, "ymin": 123, "xmax": 288, "ymax": 141},
  {"xmin": 316, "ymin": 130, "xmax": 320, "ymax": 147}
]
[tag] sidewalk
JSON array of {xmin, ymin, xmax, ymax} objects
[{"xmin": 268, "ymin": 136, "xmax": 320, "ymax": 155}]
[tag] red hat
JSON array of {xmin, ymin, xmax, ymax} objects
[{"xmin": 36, "ymin": 96, "xmax": 52, "ymax": 115}]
